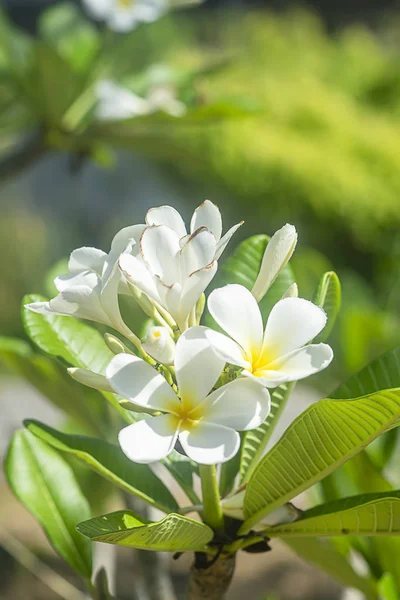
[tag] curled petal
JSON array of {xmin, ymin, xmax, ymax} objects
[
  {"xmin": 190, "ymin": 200, "xmax": 222, "ymax": 242},
  {"xmin": 119, "ymin": 415, "xmax": 179, "ymax": 464},
  {"xmin": 177, "ymin": 262, "xmax": 217, "ymax": 330},
  {"xmin": 141, "ymin": 225, "xmax": 180, "ymax": 286},
  {"xmin": 145, "ymin": 205, "xmax": 187, "ymax": 239},
  {"xmin": 215, "ymin": 221, "xmax": 244, "ymax": 260},
  {"xmin": 180, "ymin": 227, "xmax": 216, "ymax": 279},
  {"xmin": 68, "ymin": 247, "xmax": 106, "ymax": 275}
]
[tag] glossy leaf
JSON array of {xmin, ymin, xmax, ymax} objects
[
  {"xmin": 239, "ymin": 383, "xmax": 294, "ymax": 485},
  {"xmin": 25, "ymin": 420, "xmax": 178, "ymax": 514},
  {"xmin": 284, "ymin": 537, "xmax": 377, "ymax": 599},
  {"xmin": 241, "ymin": 388, "xmax": 400, "ymax": 533},
  {"xmin": 22, "ymin": 294, "xmax": 132, "ymax": 423},
  {"xmin": 313, "ymin": 271, "xmax": 341, "ymax": 343},
  {"xmin": 77, "ymin": 510, "xmax": 213, "ymax": 552},
  {"xmin": 332, "ymin": 346, "xmax": 400, "ymax": 400},
  {"xmin": 5, "ymin": 429, "xmax": 92, "ymax": 578},
  {"xmin": 264, "ymin": 491, "xmax": 400, "ymax": 537}
]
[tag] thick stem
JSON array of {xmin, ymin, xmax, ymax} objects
[
  {"xmin": 199, "ymin": 465, "xmax": 224, "ymax": 532},
  {"xmin": 188, "ymin": 553, "xmax": 236, "ymax": 600}
]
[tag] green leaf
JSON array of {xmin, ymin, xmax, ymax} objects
[
  {"xmin": 22, "ymin": 294, "xmax": 131, "ymax": 423},
  {"xmin": 0, "ymin": 336, "xmax": 107, "ymax": 436},
  {"xmin": 312, "ymin": 271, "xmax": 341, "ymax": 343},
  {"xmin": 263, "ymin": 491, "xmax": 400, "ymax": 537},
  {"xmin": 5, "ymin": 429, "xmax": 92, "ymax": 578},
  {"xmin": 163, "ymin": 452, "xmax": 201, "ymax": 506},
  {"xmin": 284, "ymin": 537, "xmax": 377, "ymax": 599},
  {"xmin": 378, "ymin": 573, "xmax": 400, "ymax": 600},
  {"xmin": 25, "ymin": 420, "xmax": 179, "ymax": 514},
  {"xmin": 241, "ymin": 388, "xmax": 400, "ymax": 533},
  {"xmin": 206, "ymin": 235, "xmax": 295, "ymax": 325},
  {"xmin": 239, "ymin": 383, "xmax": 294, "ymax": 485},
  {"xmin": 332, "ymin": 346, "xmax": 400, "ymax": 400},
  {"xmin": 77, "ymin": 510, "xmax": 213, "ymax": 552}
]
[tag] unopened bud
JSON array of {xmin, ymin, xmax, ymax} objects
[
  {"xmin": 221, "ymin": 491, "xmax": 299, "ymax": 529},
  {"xmin": 68, "ymin": 368, "xmax": 114, "ymax": 392},
  {"xmin": 142, "ymin": 326, "xmax": 175, "ymax": 365},
  {"xmin": 252, "ymin": 224, "xmax": 297, "ymax": 303},
  {"xmin": 281, "ymin": 282, "xmax": 298, "ymax": 299},
  {"xmin": 195, "ymin": 293, "xmax": 206, "ymax": 324},
  {"xmin": 104, "ymin": 333, "xmax": 131, "ymax": 355}
]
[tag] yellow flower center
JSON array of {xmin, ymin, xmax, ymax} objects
[
  {"xmin": 117, "ymin": 0, "xmax": 134, "ymax": 8},
  {"xmin": 174, "ymin": 394, "xmax": 203, "ymax": 430},
  {"xmin": 152, "ymin": 330, "xmax": 161, "ymax": 339},
  {"xmin": 247, "ymin": 344, "xmax": 278, "ymax": 377}
]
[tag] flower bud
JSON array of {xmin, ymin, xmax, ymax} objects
[
  {"xmin": 221, "ymin": 491, "xmax": 300, "ymax": 529},
  {"xmin": 104, "ymin": 333, "xmax": 132, "ymax": 355},
  {"xmin": 142, "ymin": 326, "xmax": 175, "ymax": 365},
  {"xmin": 68, "ymin": 368, "xmax": 114, "ymax": 392},
  {"xmin": 281, "ymin": 282, "xmax": 298, "ymax": 299},
  {"xmin": 252, "ymin": 224, "xmax": 297, "ymax": 303}
]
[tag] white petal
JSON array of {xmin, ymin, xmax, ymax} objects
[
  {"xmin": 262, "ymin": 298, "xmax": 327, "ymax": 357},
  {"xmin": 215, "ymin": 221, "xmax": 243, "ymax": 260},
  {"xmin": 145, "ymin": 206, "xmax": 187, "ymax": 239},
  {"xmin": 51, "ymin": 278, "xmax": 110, "ymax": 325},
  {"xmin": 119, "ymin": 253, "xmax": 161, "ymax": 304},
  {"xmin": 208, "ymin": 284, "xmax": 263, "ymax": 357},
  {"xmin": 204, "ymin": 329, "xmax": 248, "ymax": 369},
  {"xmin": 95, "ymin": 81, "xmax": 149, "ymax": 120},
  {"xmin": 110, "ymin": 224, "xmax": 145, "ymax": 258},
  {"xmin": 55, "ymin": 269, "xmax": 99, "ymax": 293},
  {"xmin": 118, "ymin": 415, "xmax": 179, "ymax": 464},
  {"xmin": 68, "ymin": 247, "xmax": 106, "ymax": 275},
  {"xmin": 179, "ymin": 227, "xmax": 216, "ymax": 279},
  {"xmin": 175, "ymin": 327, "xmax": 225, "ymax": 408},
  {"xmin": 252, "ymin": 224, "xmax": 297, "ymax": 303},
  {"xmin": 106, "ymin": 353, "xmax": 180, "ymax": 413},
  {"xmin": 25, "ymin": 301, "xmax": 56, "ymax": 316},
  {"xmin": 82, "ymin": 0, "xmax": 112, "ymax": 19},
  {"xmin": 155, "ymin": 278, "xmax": 182, "ymax": 324},
  {"xmin": 141, "ymin": 225, "xmax": 180, "ymax": 286},
  {"xmin": 67, "ymin": 368, "xmax": 114, "ymax": 392},
  {"xmin": 179, "ymin": 422, "xmax": 240, "ymax": 465},
  {"xmin": 268, "ymin": 343, "xmax": 333, "ymax": 381},
  {"xmin": 198, "ymin": 378, "xmax": 271, "ymax": 431},
  {"xmin": 177, "ymin": 262, "xmax": 217, "ymax": 330},
  {"xmin": 190, "ymin": 200, "xmax": 222, "ymax": 241}
]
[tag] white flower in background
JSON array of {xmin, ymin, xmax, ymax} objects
[
  {"xmin": 95, "ymin": 80, "xmax": 186, "ymax": 122},
  {"xmin": 206, "ymin": 284, "xmax": 333, "ymax": 388},
  {"xmin": 252, "ymin": 224, "xmax": 298, "ymax": 303},
  {"xmin": 26, "ymin": 225, "xmax": 145, "ymax": 345},
  {"xmin": 142, "ymin": 326, "xmax": 175, "ymax": 365},
  {"xmin": 107, "ymin": 328, "xmax": 271, "ymax": 464},
  {"xmin": 120, "ymin": 201, "xmax": 243, "ymax": 329},
  {"xmin": 83, "ymin": 0, "xmax": 166, "ymax": 32},
  {"xmin": 221, "ymin": 492, "xmax": 300, "ymax": 529}
]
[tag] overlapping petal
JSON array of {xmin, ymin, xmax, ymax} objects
[
  {"xmin": 119, "ymin": 415, "xmax": 179, "ymax": 464},
  {"xmin": 146, "ymin": 206, "xmax": 187, "ymax": 239},
  {"xmin": 179, "ymin": 422, "xmax": 240, "ymax": 465},
  {"xmin": 141, "ymin": 225, "xmax": 180, "ymax": 286},
  {"xmin": 190, "ymin": 200, "xmax": 222, "ymax": 242}
]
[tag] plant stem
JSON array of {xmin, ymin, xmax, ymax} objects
[
  {"xmin": 199, "ymin": 465, "xmax": 224, "ymax": 531},
  {"xmin": 188, "ymin": 553, "xmax": 236, "ymax": 600}
]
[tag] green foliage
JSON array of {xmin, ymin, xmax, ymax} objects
[
  {"xmin": 25, "ymin": 420, "xmax": 179, "ymax": 514},
  {"xmin": 241, "ymin": 388, "xmax": 400, "ymax": 533},
  {"xmin": 265, "ymin": 491, "xmax": 400, "ymax": 537},
  {"xmin": 5, "ymin": 429, "xmax": 92, "ymax": 578},
  {"xmin": 77, "ymin": 510, "xmax": 213, "ymax": 552},
  {"xmin": 313, "ymin": 271, "xmax": 341, "ymax": 343}
]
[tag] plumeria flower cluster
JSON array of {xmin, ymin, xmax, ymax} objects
[{"xmin": 27, "ymin": 201, "xmax": 333, "ymax": 466}]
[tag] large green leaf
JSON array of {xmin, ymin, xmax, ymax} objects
[
  {"xmin": 0, "ymin": 336, "xmax": 107, "ymax": 436},
  {"xmin": 205, "ymin": 234, "xmax": 295, "ymax": 325},
  {"xmin": 25, "ymin": 420, "xmax": 178, "ymax": 514},
  {"xmin": 332, "ymin": 346, "xmax": 400, "ymax": 400},
  {"xmin": 77, "ymin": 510, "xmax": 213, "ymax": 552},
  {"xmin": 241, "ymin": 388, "xmax": 400, "ymax": 533},
  {"xmin": 22, "ymin": 294, "xmax": 132, "ymax": 423},
  {"xmin": 239, "ymin": 382, "xmax": 294, "ymax": 485},
  {"xmin": 313, "ymin": 271, "xmax": 341, "ymax": 343},
  {"xmin": 284, "ymin": 537, "xmax": 377, "ymax": 599},
  {"xmin": 264, "ymin": 491, "xmax": 400, "ymax": 537},
  {"xmin": 5, "ymin": 429, "xmax": 92, "ymax": 578}
]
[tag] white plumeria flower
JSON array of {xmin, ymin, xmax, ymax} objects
[
  {"xmin": 252, "ymin": 223, "xmax": 298, "ymax": 303},
  {"xmin": 205, "ymin": 284, "xmax": 333, "ymax": 388},
  {"xmin": 107, "ymin": 328, "xmax": 271, "ymax": 464},
  {"xmin": 26, "ymin": 225, "xmax": 145, "ymax": 344},
  {"xmin": 95, "ymin": 80, "xmax": 186, "ymax": 122},
  {"xmin": 142, "ymin": 325, "xmax": 175, "ymax": 365},
  {"xmin": 83, "ymin": 0, "xmax": 166, "ymax": 33},
  {"xmin": 119, "ymin": 201, "xmax": 243, "ymax": 330}
]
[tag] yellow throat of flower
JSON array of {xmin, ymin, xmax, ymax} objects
[
  {"xmin": 248, "ymin": 345, "xmax": 278, "ymax": 377},
  {"xmin": 117, "ymin": 0, "xmax": 134, "ymax": 8}
]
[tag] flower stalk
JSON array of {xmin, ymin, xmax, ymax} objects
[{"xmin": 199, "ymin": 464, "xmax": 224, "ymax": 532}]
